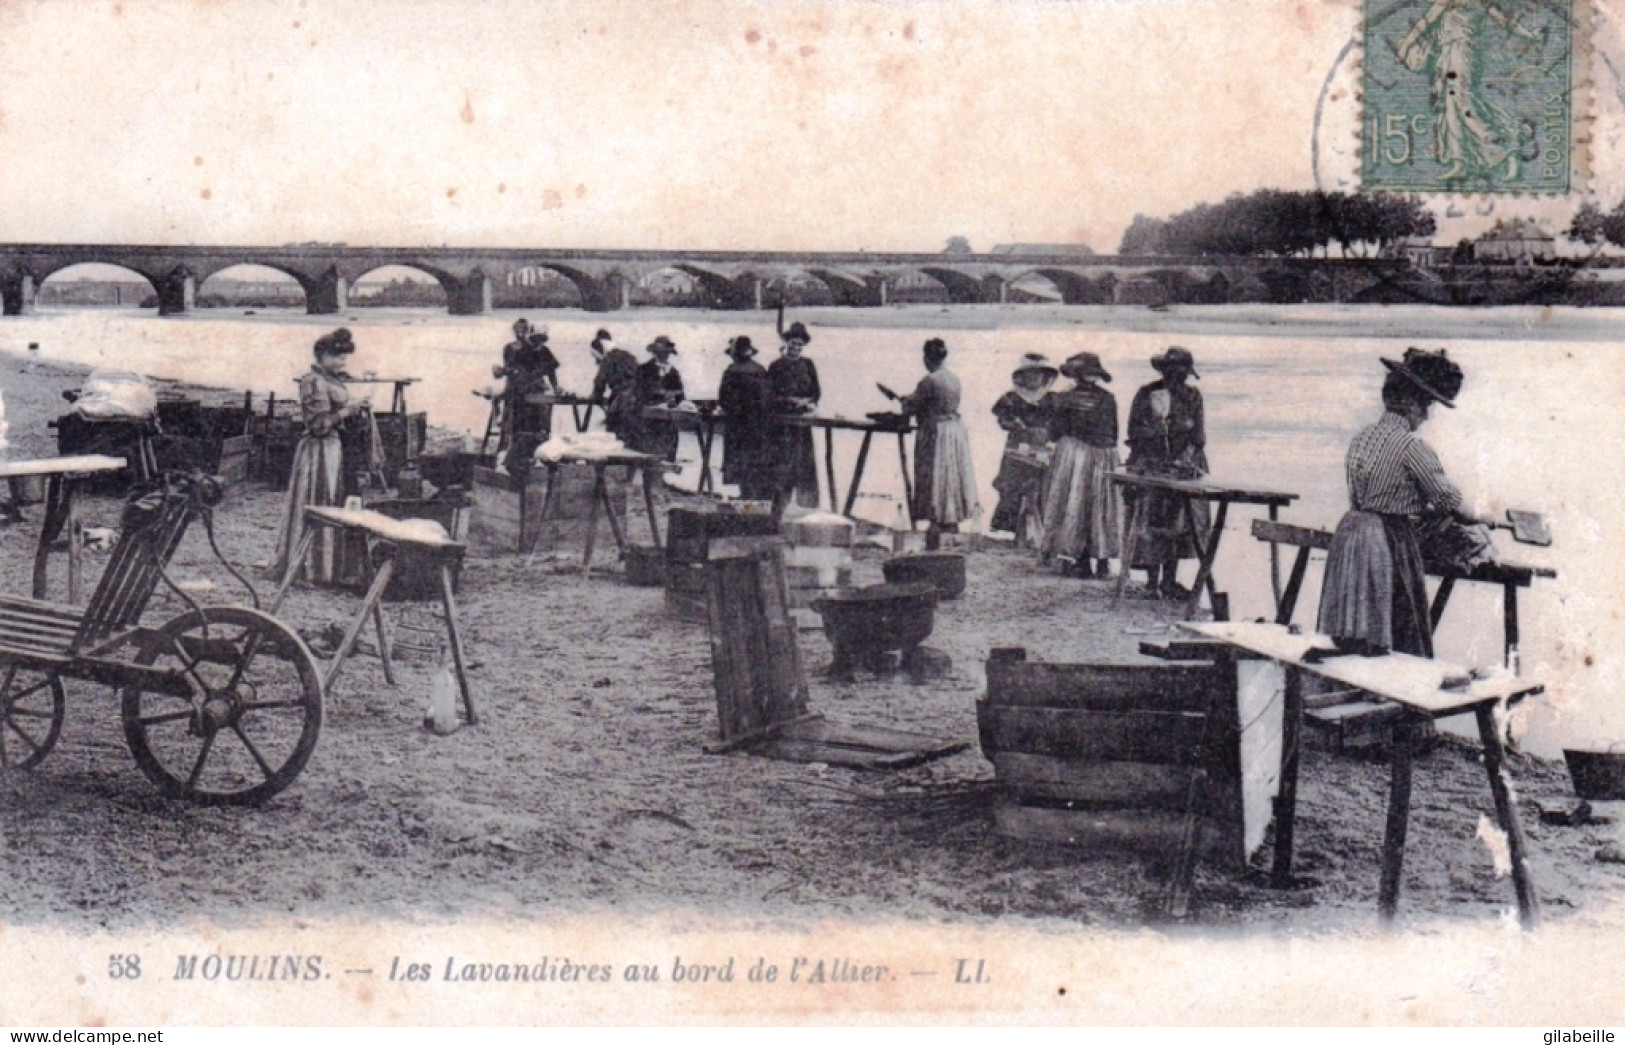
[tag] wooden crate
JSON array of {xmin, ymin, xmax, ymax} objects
[
  {"xmin": 665, "ymin": 505, "xmax": 778, "ymax": 614},
  {"xmin": 978, "ymin": 648, "xmax": 1248, "ymax": 867},
  {"xmin": 467, "ymin": 463, "xmax": 626, "ymax": 554},
  {"xmin": 704, "ymin": 537, "xmax": 808, "ymax": 743}
]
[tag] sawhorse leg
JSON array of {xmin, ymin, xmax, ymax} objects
[
  {"xmin": 523, "ymin": 465, "xmax": 562, "ymax": 561},
  {"xmin": 1271, "ymin": 664, "xmax": 1305, "ymax": 888},
  {"xmin": 1113, "ymin": 492, "xmax": 1148, "ymax": 607},
  {"xmin": 1184, "ymin": 498, "xmax": 1227, "ymax": 621},
  {"xmin": 1275, "ymin": 545, "xmax": 1313, "ymax": 626},
  {"xmin": 1378, "ymin": 718, "xmax": 1417, "ymax": 923},
  {"xmin": 440, "ymin": 564, "xmax": 478, "ymax": 726},
  {"xmin": 640, "ymin": 464, "xmax": 663, "ymax": 549},
  {"xmin": 1269, "ymin": 503, "xmax": 1282, "ymax": 608},
  {"xmin": 896, "ymin": 431, "xmax": 914, "ymax": 525},
  {"xmin": 841, "ymin": 432, "xmax": 875, "ymax": 518},
  {"xmin": 823, "ymin": 426, "xmax": 838, "ymax": 513},
  {"xmin": 1503, "ymin": 584, "xmax": 1520, "ymax": 670},
  {"xmin": 1476, "ymin": 702, "xmax": 1540, "ymax": 929},
  {"xmin": 700, "ymin": 420, "xmax": 717, "ymax": 495},
  {"xmin": 66, "ymin": 490, "xmax": 84, "ymax": 605},
  {"xmin": 1429, "ymin": 576, "xmax": 1456, "ymax": 632},
  {"xmin": 325, "ymin": 558, "xmax": 396, "ymax": 693},
  {"xmin": 32, "ymin": 476, "xmax": 67, "ymax": 600},
  {"xmin": 269, "ymin": 525, "xmax": 319, "ymax": 615}
]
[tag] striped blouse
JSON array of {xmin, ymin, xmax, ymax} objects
[{"xmin": 1345, "ymin": 411, "xmax": 1462, "ymax": 515}]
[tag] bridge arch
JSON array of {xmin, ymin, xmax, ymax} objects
[
  {"xmin": 195, "ymin": 263, "xmax": 308, "ymax": 310},
  {"xmin": 1006, "ymin": 267, "xmax": 1114, "ymax": 305},
  {"xmin": 348, "ymin": 263, "xmax": 451, "ymax": 308},
  {"xmin": 36, "ymin": 262, "xmax": 159, "ymax": 309},
  {"xmin": 495, "ymin": 263, "xmax": 590, "ymax": 309}
]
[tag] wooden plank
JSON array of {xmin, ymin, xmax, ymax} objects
[
  {"xmin": 986, "ymin": 660, "xmax": 1226, "ymax": 713},
  {"xmin": 709, "ymin": 535, "xmax": 788, "ymax": 561},
  {"xmin": 991, "ymin": 798, "xmax": 1244, "ymax": 868},
  {"xmin": 1137, "ymin": 638, "xmax": 1235, "ymax": 662},
  {"xmin": 991, "ymin": 752, "xmax": 1208, "ymax": 810},
  {"xmin": 781, "ymin": 717, "xmax": 962, "ymax": 753},
  {"xmin": 0, "ymin": 455, "xmax": 127, "ymax": 479},
  {"xmin": 977, "ymin": 702, "xmax": 1210, "ymax": 766},
  {"xmin": 1183, "ymin": 621, "xmax": 1544, "ymax": 713},
  {"xmin": 751, "ymin": 737, "xmax": 950, "ymax": 770},
  {"xmin": 1251, "ymin": 518, "xmax": 1333, "ymax": 550}
]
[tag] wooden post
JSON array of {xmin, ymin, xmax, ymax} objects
[
  {"xmin": 1475, "ymin": 703, "xmax": 1540, "ymax": 929},
  {"xmin": 1429, "ymin": 576, "xmax": 1456, "ymax": 631},
  {"xmin": 32, "ymin": 476, "xmax": 66, "ymax": 600},
  {"xmin": 823, "ymin": 426, "xmax": 838, "ymax": 513},
  {"xmin": 1185, "ymin": 498, "xmax": 1228, "ymax": 621},
  {"xmin": 1268, "ymin": 503, "xmax": 1282, "ymax": 607},
  {"xmin": 1378, "ymin": 719, "xmax": 1415, "ymax": 923},
  {"xmin": 640, "ymin": 462, "xmax": 663, "ymax": 549},
  {"xmin": 269, "ymin": 526, "xmax": 318, "ymax": 615},
  {"xmin": 1276, "ymin": 546, "xmax": 1312, "ymax": 626},
  {"xmin": 703, "ymin": 537, "xmax": 808, "ymax": 745},
  {"xmin": 1270, "ymin": 664, "xmax": 1304, "ymax": 888},
  {"xmin": 1503, "ymin": 584, "xmax": 1520, "ymax": 670}
]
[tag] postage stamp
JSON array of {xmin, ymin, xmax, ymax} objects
[{"xmin": 1361, "ymin": 0, "xmax": 1583, "ymax": 194}]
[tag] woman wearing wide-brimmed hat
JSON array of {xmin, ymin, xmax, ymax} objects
[
  {"xmin": 272, "ymin": 328, "xmax": 370, "ymax": 586},
  {"xmin": 888, "ymin": 338, "xmax": 979, "ymax": 550},
  {"xmin": 988, "ymin": 352, "xmax": 1058, "ymax": 543},
  {"xmin": 634, "ymin": 335, "xmax": 686, "ymax": 461},
  {"xmin": 1039, "ymin": 352, "xmax": 1120, "ymax": 577},
  {"xmin": 769, "ymin": 321, "xmax": 821, "ymax": 508},
  {"xmin": 717, "ymin": 336, "xmax": 776, "ymax": 501},
  {"xmin": 1123, "ymin": 346, "xmax": 1207, "ymax": 598},
  {"xmin": 1317, "ymin": 348, "xmax": 1495, "ymax": 657}
]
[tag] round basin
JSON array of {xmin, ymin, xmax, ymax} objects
[
  {"xmin": 812, "ymin": 582, "xmax": 938, "ymax": 657},
  {"xmin": 881, "ymin": 553, "xmax": 966, "ymax": 601}
]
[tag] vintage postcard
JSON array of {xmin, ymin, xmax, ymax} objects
[{"xmin": 2, "ymin": 0, "xmax": 1625, "ymax": 1028}]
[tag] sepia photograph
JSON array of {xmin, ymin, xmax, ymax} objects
[{"xmin": 1, "ymin": 0, "xmax": 1624, "ymax": 1027}]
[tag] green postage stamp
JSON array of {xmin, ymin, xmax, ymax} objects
[{"xmin": 1362, "ymin": 0, "xmax": 1582, "ymax": 194}]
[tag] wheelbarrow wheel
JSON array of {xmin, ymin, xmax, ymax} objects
[
  {"xmin": 122, "ymin": 606, "xmax": 323, "ymax": 805},
  {"xmin": 0, "ymin": 665, "xmax": 65, "ymax": 770}
]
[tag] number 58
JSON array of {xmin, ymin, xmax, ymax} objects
[{"xmin": 108, "ymin": 954, "xmax": 141, "ymax": 979}]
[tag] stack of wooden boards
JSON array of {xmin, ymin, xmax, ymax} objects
[
  {"xmin": 468, "ymin": 462, "xmax": 627, "ymax": 554},
  {"xmin": 665, "ymin": 503, "xmax": 779, "ymax": 619}
]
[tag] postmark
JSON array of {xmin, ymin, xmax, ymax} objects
[{"xmin": 1361, "ymin": 0, "xmax": 1586, "ymax": 194}]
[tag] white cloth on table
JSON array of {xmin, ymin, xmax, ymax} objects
[{"xmin": 73, "ymin": 370, "xmax": 158, "ymax": 420}]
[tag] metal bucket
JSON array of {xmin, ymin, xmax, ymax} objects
[
  {"xmin": 881, "ymin": 552, "xmax": 967, "ymax": 600},
  {"xmin": 1564, "ymin": 748, "xmax": 1625, "ymax": 801}
]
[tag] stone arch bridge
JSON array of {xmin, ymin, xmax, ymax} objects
[{"xmin": 0, "ymin": 244, "xmax": 1407, "ymax": 315}]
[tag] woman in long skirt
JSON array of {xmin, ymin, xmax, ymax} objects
[
  {"xmin": 769, "ymin": 322, "xmax": 821, "ymax": 509},
  {"xmin": 1123, "ymin": 346, "xmax": 1207, "ymax": 599},
  {"xmin": 1039, "ymin": 352, "xmax": 1120, "ymax": 578},
  {"xmin": 717, "ymin": 336, "xmax": 776, "ymax": 501},
  {"xmin": 1317, "ymin": 348, "xmax": 1493, "ymax": 657},
  {"xmin": 890, "ymin": 338, "xmax": 978, "ymax": 550},
  {"xmin": 272, "ymin": 328, "xmax": 368, "ymax": 585},
  {"xmin": 989, "ymin": 352, "xmax": 1056, "ymax": 544}
]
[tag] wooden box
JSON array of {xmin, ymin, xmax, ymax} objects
[
  {"xmin": 978, "ymin": 648, "xmax": 1248, "ymax": 867},
  {"xmin": 665, "ymin": 505, "xmax": 779, "ymax": 617},
  {"xmin": 468, "ymin": 463, "xmax": 626, "ymax": 554}
]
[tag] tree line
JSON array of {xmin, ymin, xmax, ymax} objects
[{"xmin": 1118, "ymin": 190, "xmax": 1436, "ymax": 258}]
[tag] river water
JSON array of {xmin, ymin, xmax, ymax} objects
[{"xmin": 4, "ymin": 302, "xmax": 1623, "ymax": 751}]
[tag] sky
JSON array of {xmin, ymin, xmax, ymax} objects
[{"xmin": 0, "ymin": 0, "xmax": 1618, "ymax": 253}]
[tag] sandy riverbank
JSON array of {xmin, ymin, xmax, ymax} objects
[{"xmin": 0, "ymin": 350, "xmax": 1620, "ymax": 933}]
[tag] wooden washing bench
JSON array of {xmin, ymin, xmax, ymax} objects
[
  {"xmin": 1252, "ymin": 519, "xmax": 1555, "ymax": 663},
  {"xmin": 1182, "ymin": 620, "xmax": 1543, "ymax": 928}
]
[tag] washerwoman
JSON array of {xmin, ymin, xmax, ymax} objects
[
  {"xmin": 1039, "ymin": 352, "xmax": 1120, "ymax": 578},
  {"xmin": 988, "ymin": 352, "xmax": 1057, "ymax": 545},
  {"xmin": 717, "ymin": 336, "xmax": 776, "ymax": 501},
  {"xmin": 769, "ymin": 321, "xmax": 821, "ymax": 509},
  {"xmin": 1123, "ymin": 346, "xmax": 1207, "ymax": 599},
  {"xmin": 889, "ymin": 338, "xmax": 978, "ymax": 551},
  {"xmin": 1317, "ymin": 348, "xmax": 1495, "ymax": 657},
  {"xmin": 272, "ymin": 328, "xmax": 369, "ymax": 586}
]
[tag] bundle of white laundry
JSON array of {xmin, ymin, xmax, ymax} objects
[
  {"xmin": 536, "ymin": 431, "xmax": 625, "ymax": 463},
  {"xmin": 72, "ymin": 370, "xmax": 159, "ymax": 420}
]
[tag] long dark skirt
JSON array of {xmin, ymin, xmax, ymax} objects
[
  {"xmin": 775, "ymin": 425, "xmax": 820, "ymax": 508},
  {"xmin": 1317, "ymin": 510, "xmax": 1432, "ymax": 657},
  {"xmin": 1123, "ymin": 482, "xmax": 1209, "ymax": 565}
]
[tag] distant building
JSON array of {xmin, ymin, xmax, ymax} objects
[
  {"xmin": 1473, "ymin": 219, "xmax": 1557, "ymax": 264},
  {"xmin": 988, "ymin": 243, "xmax": 1096, "ymax": 257},
  {"xmin": 1385, "ymin": 236, "xmax": 1445, "ymax": 268}
]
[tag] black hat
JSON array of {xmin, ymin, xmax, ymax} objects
[
  {"xmin": 1151, "ymin": 346, "xmax": 1198, "ymax": 378},
  {"xmin": 648, "ymin": 335, "xmax": 678, "ymax": 356},
  {"xmin": 1382, "ymin": 348, "xmax": 1462, "ymax": 408},
  {"xmin": 923, "ymin": 337, "xmax": 948, "ymax": 361},
  {"xmin": 726, "ymin": 336, "xmax": 757, "ymax": 360},
  {"xmin": 782, "ymin": 322, "xmax": 812, "ymax": 344},
  {"xmin": 1060, "ymin": 352, "xmax": 1112, "ymax": 383},
  {"xmin": 314, "ymin": 328, "xmax": 355, "ymax": 356}
]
